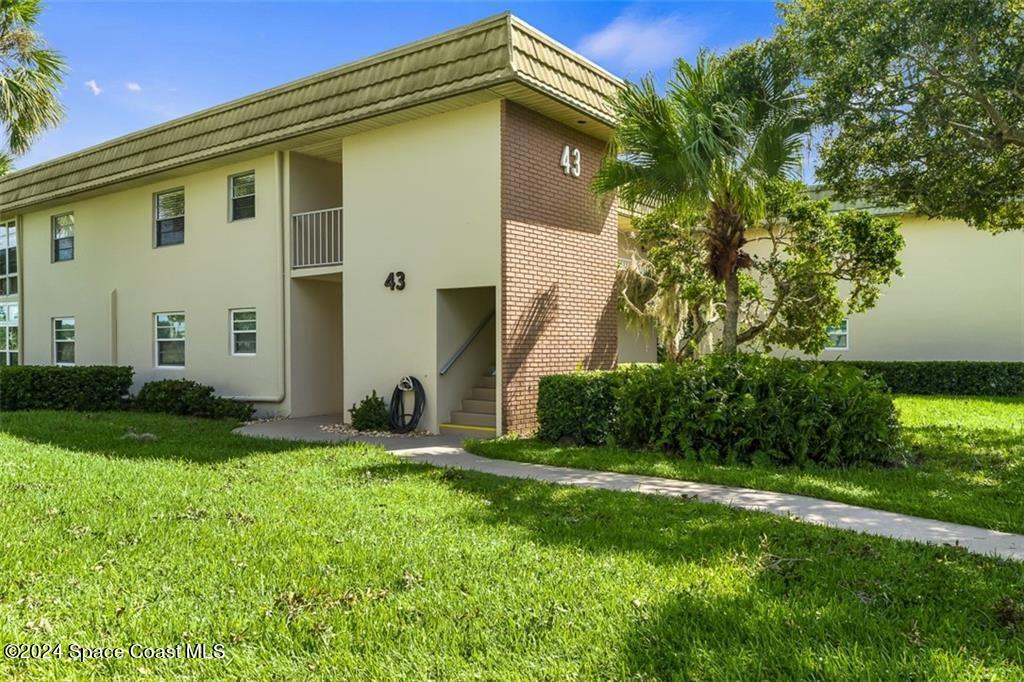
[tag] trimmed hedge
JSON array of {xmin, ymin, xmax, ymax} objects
[
  {"xmin": 0, "ymin": 365, "xmax": 133, "ymax": 411},
  {"xmin": 537, "ymin": 371, "xmax": 620, "ymax": 445},
  {"xmin": 538, "ymin": 355, "xmax": 904, "ymax": 467},
  {"xmin": 825, "ymin": 361, "xmax": 1023, "ymax": 397},
  {"xmin": 134, "ymin": 379, "xmax": 254, "ymax": 421}
]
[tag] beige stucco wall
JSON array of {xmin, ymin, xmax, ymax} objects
[
  {"xmin": 615, "ymin": 213, "xmax": 1023, "ymax": 361},
  {"xmin": 793, "ymin": 217, "xmax": 1023, "ymax": 361},
  {"xmin": 18, "ymin": 153, "xmax": 288, "ymax": 408},
  {"xmin": 289, "ymin": 153, "xmax": 342, "ymax": 214},
  {"xmin": 342, "ymin": 101, "xmax": 501, "ymax": 432},
  {"xmin": 744, "ymin": 215, "xmax": 1024, "ymax": 361},
  {"xmin": 289, "ymin": 277, "xmax": 343, "ymax": 417},
  {"xmin": 616, "ymin": 214, "xmax": 658, "ymax": 363},
  {"xmin": 285, "ymin": 151, "xmax": 344, "ymax": 417},
  {"xmin": 618, "ymin": 314, "xmax": 658, "ymax": 363}
]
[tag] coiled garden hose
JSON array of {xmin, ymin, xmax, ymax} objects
[{"xmin": 389, "ymin": 376, "xmax": 426, "ymax": 433}]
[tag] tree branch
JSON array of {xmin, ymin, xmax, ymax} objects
[{"xmin": 737, "ymin": 285, "xmax": 787, "ymax": 344}]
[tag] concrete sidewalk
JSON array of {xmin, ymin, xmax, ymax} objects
[
  {"xmin": 392, "ymin": 445, "xmax": 1024, "ymax": 562},
  {"xmin": 236, "ymin": 419, "xmax": 1024, "ymax": 562}
]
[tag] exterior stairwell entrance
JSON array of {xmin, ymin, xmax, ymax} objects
[
  {"xmin": 436, "ymin": 286, "xmax": 497, "ymax": 438},
  {"xmin": 444, "ymin": 370, "xmax": 496, "ymax": 436}
]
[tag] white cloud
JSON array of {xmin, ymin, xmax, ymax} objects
[
  {"xmin": 578, "ymin": 11, "xmax": 706, "ymax": 73},
  {"xmin": 125, "ymin": 82, "xmax": 142, "ymax": 93},
  {"xmin": 84, "ymin": 79, "xmax": 102, "ymax": 96}
]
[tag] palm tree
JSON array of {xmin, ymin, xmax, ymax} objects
[
  {"xmin": 595, "ymin": 50, "xmax": 807, "ymax": 354},
  {"xmin": 0, "ymin": 0, "xmax": 65, "ymax": 172}
]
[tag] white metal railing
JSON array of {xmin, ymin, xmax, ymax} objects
[{"xmin": 291, "ymin": 207, "xmax": 343, "ymax": 268}]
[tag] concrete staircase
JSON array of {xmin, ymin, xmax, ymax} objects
[{"xmin": 439, "ymin": 372, "xmax": 496, "ymax": 438}]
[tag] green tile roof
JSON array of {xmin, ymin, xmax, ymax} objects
[{"xmin": 0, "ymin": 13, "xmax": 622, "ymax": 213}]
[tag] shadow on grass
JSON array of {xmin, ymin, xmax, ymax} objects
[
  {"xmin": 1, "ymin": 410, "xmax": 1020, "ymax": 675},
  {"xmin": 470, "ymin": 429, "xmax": 1024, "ymax": 530},
  {"xmin": 480, "ymin": 427, "xmax": 1023, "ymax": 473},
  {"xmin": 615, "ymin": 585, "xmax": 988, "ymax": 679},
  {"xmin": 355, "ymin": 460, "xmax": 1024, "ymax": 676},
  {"xmin": 0, "ymin": 410, "xmax": 315, "ymax": 464},
  {"xmin": 904, "ymin": 423, "xmax": 1024, "ymax": 465},
  {"xmin": 902, "ymin": 395, "xmax": 1024, "ymax": 409}
]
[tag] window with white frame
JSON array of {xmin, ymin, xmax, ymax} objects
[
  {"xmin": 229, "ymin": 172, "xmax": 255, "ymax": 221},
  {"xmin": 155, "ymin": 189, "xmax": 185, "ymax": 247},
  {"xmin": 825, "ymin": 319, "xmax": 849, "ymax": 350},
  {"xmin": 230, "ymin": 308, "xmax": 256, "ymax": 355},
  {"xmin": 155, "ymin": 312, "xmax": 185, "ymax": 367},
  {"xmin": 0, "ymin": 303, "xmax": 18, "ymax": 365},
  {"xmin": 0, "ymin": 221, "xmax": 16, "ymax": 295},
  {"xmin": 52, "ymin": 213, "xmax": 74, "ymax": 262},
  {"xmin": 53, "ymin": 318, "xmax": 75, "ymax": 365}
]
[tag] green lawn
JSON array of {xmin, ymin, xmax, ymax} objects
[
  {"xmin": 468, "ymin": 395, "xmax": 1024, "ymax": 534},
  {"xmin": 1, "ymin": 411, "xmax": 1023, "ymax": 679}
]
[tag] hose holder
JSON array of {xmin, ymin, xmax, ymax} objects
[{"xmin": 389, "ymin": 375, "xmax": 425, "ymax": 433}]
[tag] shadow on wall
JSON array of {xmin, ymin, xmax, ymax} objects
[
  {"xmin": 503, "ymin": 282, "xmax": 618, "ymax": 431},
  {"xmin": 584, "ymin": 290, "xmax": 618, "ymax": 370},
  {"xmin": 504, "ymin": 283, "xmax": 559, "ymax": 384},
  {"xmin": 503, "ymin": 283, "xmax": 559, "ymax": 416}
]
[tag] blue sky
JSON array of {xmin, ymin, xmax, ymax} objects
[{"xmin": 20, "ymin": 1, "xmax": 781, "ymax": 169}]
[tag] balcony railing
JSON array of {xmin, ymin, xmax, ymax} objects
[{"xmin": 292, "ymin": 207, "xmax": 343, "ymax": 269}]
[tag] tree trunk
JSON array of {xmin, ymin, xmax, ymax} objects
[
  {"xmin": 722, "ymin": 270, "xmax": 740, "ymax": 354},
  {"xmin": 707, "ymin": 200, "xmax": 748, "ymax": 355}
]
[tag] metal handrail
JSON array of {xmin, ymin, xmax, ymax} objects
[{"xmin": 439, "ymin": 309, "xmax": 495, "ymax": 376}]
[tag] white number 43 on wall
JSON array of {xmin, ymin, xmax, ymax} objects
[{"xmin": 560, "ymin": 145, "xmax": 581, "ymax": 177}]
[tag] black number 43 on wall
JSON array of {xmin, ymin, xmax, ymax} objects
[{"xmin": 384, "ymin": 271, "xmax": 406, "ymax": 291}]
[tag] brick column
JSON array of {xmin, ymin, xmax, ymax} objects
[{"xmin": 500, "ymin": 101, "xmax": 618, "ymax": 434}]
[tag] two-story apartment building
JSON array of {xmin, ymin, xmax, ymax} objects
[
  {"xmin": 0, "ymin": 13, "xmax": 1019, "ymax": 438},
  {"xmin": 0, "ymin": 14, "xmax": 636, "ymax": 436}
]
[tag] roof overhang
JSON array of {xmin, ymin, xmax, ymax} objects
[{"xmin": 0, "ymin": 13, "xmax": 622, "ymax": 215}]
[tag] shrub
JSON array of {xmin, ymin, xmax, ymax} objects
[
  {"xmin": 0, "ymin": 365, "xmax": 133, "ymax": 411},
  {"xmin": 537, "ymin": 371, "xmax": 619, "ymax": 445},
  {"xmin": 823, "ymin": 361, "xmax": 1023, "ymax": 397},
  {"xmin": 135, "ymin": 379, "xmax": 254, "ymax": 421},
  {"xmin": 538, "ymin": 355, "xmax": 903, "ymax": 467},
  {"xmin": 349, "ymin": 391, "xmax": 390, "ymax": 431}
]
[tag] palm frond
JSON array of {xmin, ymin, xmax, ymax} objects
[
  {"xmin": 0, "ymin": 0, "xmax": 66, "ymax": 160},
  {"xmin": 597, "ymin": 42, "xmax": 810, "ymax": 299}
]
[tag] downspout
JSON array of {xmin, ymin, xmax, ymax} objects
[
  {"xmin": 224, "ymin": 150, "xmax": 287, "ymax": 405},
  {"xmin": 496, "ymin": 101, "xmax": 506, "ymax": 436},
  {"xmin": 110, "ymin": 289, "xmax": 117, "ymax": 364},
  {"xmin": 16, "ymin": 216, "xmax": 24, "ymax": 360}
]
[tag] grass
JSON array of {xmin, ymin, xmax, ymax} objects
[
  {"xmin": 468, "ymin": 395, "xmax": 1024, "ymax": 534},
  {"xmin": 1, "ymin": 411, "xmax": 1023, "ymax": 679}
]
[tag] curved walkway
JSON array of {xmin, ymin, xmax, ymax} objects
[{"xmin": 236, "ymin": 417, "xmax": 1024, "ymax": 562}]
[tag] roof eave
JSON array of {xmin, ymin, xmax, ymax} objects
[{"xmin": 0, "ymin": 12, "xmax": 621, "ymax": 214}]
